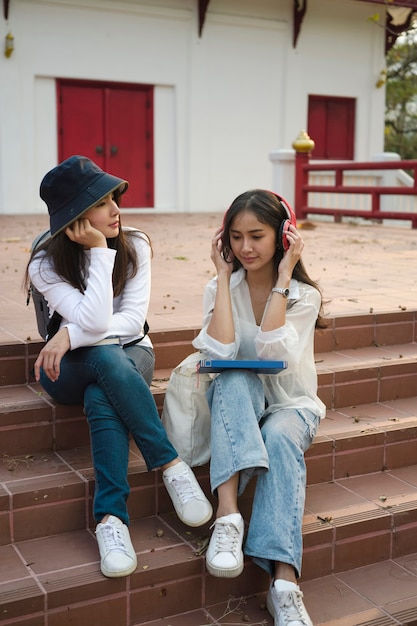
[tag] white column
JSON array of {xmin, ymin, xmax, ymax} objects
[{"xmin": 269, "ymin": 148, "xmax": 295, "ymax": 206}]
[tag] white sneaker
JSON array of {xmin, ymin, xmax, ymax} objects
[
  {"xmin": 267, "ymin": 582, "xmax": 313, "ymax": 626},
  {"xmin": 206, "ymin": 513, "xmax": 244, "ymax": 578},
  {"xmin": 95, "ymin": 515, "xmax": 137, "ymax": 578},
  {"xmin": 162, "ymin": 460, "xmax": 213, "ymax": 527}
]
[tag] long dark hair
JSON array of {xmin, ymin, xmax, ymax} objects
[
  {"xmin": 221, "ymin": 189, "xmax": 327, "ymax": 329},
  {"xmin": 24, "ymin": 188, "xmax": 152, "ymax": 297}
]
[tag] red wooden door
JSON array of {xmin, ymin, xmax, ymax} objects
[
  {"xmin": 57, "ymin": 80, "xmax": 154, "ymax": 207},
  {"xmin": 308, "ymin": 95, "xmax": 355, "ymax": 160}
]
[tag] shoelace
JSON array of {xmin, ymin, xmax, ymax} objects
[
  {"xmin": 100, "ymin": 523, "xmax": 128, "ymax": 555},
  {"xmin": 277, "ymin": 590, "xmax": 309, "ymax": 626},
  {"xmin": 165, "ymin": 471, "xmax": 199, "ymax": 504},
  {"xmin": 211, "ymin": 520, "xmax": 240, "ymax": 555}
]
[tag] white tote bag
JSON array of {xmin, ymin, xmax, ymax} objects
[{"xmin": 161, "ymin": 352, "xmax": 214, "ymax": 467}]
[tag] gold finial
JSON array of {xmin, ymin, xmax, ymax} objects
[
  {"xmin": 292, "ymin": 131, "xmax": 315, "ymax": 154},
  {"xmin": 5, "ymin": 32, "xmax": 14, "ymax": 58}
]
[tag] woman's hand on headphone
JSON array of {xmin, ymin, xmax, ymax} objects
[
  {"xmin": 278, "ymin": 224, "xmax": 304, "ymax": 277},
  {"xmin": 65, "ymin": 218, "xmax": 107, "ymax": 249},
  {"xmin": 211, "ymin": 227, "xmax": 234, "ymax": 275}
]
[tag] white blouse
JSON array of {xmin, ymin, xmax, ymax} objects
[
  {"xmin": 192, "ymin": 268, "xmax": 326, "ymax": 419},
  {"xmin": 29, "ymin": 228, "xmax": 152, "ymax": 351}
]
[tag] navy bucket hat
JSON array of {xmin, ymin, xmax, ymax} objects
[{"xmin": 40, "ymin": 155, "xmax": 128, "ymax": 236}]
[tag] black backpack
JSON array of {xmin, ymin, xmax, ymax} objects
[
  {"xmin": 27, "ymin": 229, "xmax": 149, "ymax": 344},
  {"xmin": 26, "ymin": 230, "xmax": 62, "ymax": 341}
]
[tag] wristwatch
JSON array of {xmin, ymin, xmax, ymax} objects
[{"xmin": 272, "ymin": 287, "xmax": 290, "ymax": 298}]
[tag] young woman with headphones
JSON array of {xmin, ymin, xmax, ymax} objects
[{"xmin": 192, "ymin": 189, "xmax": 327, "ymax": 626}]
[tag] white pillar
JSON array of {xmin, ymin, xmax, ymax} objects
[
  {"xmin": 372, "ymin": 152, "xmax": 401, "ymax": 162},
  {"xmin": 269, "ymin": 149, "xmax": 295, "ymax": 206}
]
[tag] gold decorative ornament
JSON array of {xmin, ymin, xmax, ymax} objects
[
  {"xmin": 4, "ymin": 32, "xmax": 14, "ymax": 58},
  {"xmin": 376, "ymin": 69, "xmax": 387, "ymax": 89},
  {"xmin": 292, "ymin": 131, "xmax": 315, "ymax": 153}
]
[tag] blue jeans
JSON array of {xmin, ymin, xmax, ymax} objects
[
  {"xmin": 40, "ymin": 344, "xmax": 177, "ymax": 525},
  {"xmin": 207, "ymin": 369, "xmax": 320, "ymax": 578}
]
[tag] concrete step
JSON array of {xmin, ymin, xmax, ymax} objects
[
  {"xmin": 1, "ymin": 396, "xmax": 417, "ymax": 545},
  {"xmin": 137, "ymin": 584, "xmax": 417, "ymax": 626},
  {"xmin": 1, "ymin": 341, "xmax": 416, "ymax": 458},
  {"xmin": 1, "ymin": 309, "xmax": 416, "ymax": 387},
  {"xmin": 3, "ymin": 455, "xmax": 417, "ymax": 624},
  {"xmin": 1, "ymin": 311, "xmax": 417, "ymax": 625},
  {"xmin": 1, "ymin": 393, "xmax": 417, "ymax": 624}
]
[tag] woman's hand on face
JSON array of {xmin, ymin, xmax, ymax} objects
[
  {"xmin": 211, "ymin": 227, "xmax": 233, "ymax": 275},
  {"xmin": 278, "ymin": 224, "xmax": 304, "ymax": 277},
  {"xmin": 33, "ymin": 327, "xmax": 70, "ymax": 383},
  {"xmin": 65, "ymin": 218, "xmax": 107, "ymax": 249}
]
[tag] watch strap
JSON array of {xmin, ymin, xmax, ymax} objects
[{"xmin": 272, "ymin": 287, "xmax": 290, "ymax": 298}]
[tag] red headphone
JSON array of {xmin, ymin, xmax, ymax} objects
[{"xmin": 270, "ymin": 192, "xmax": 297, "ymax": 251}]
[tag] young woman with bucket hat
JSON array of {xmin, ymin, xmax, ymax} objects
[{"xmin": 25, "ymin": 155, "xmax": 212, "ymax": 578}]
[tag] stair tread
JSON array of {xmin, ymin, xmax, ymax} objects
[
  {"xmin": 2, "ymin": 393, "xmax": 416, "ymax": 454},
  {"xmin": 4, "ymin": 451, "xmax": 417, "ymax": 522},
  {"xmin": 3, "ymin": 520, "xmax": 417, "ymax": 625},
  {"xmin": 2, "ymin": 396, "xmax": 417, "ymax": 509},
  {"xmin": 316, "ymin": 341, "xmax": 417, "ymax": 371},
  {"xmin": 138, "ymin": 582, "xmax": 417, "ymax": 626},
  {"xmin": 3, "ymin": 463, "xmax": 417, "ymax": 568},
  {"xmin": 1, "ymin": 399, "xmax": 417, "ymax": 483}
]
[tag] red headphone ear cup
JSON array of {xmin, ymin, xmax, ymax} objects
[
  {"xmin": 272, "ymin": 193, "xmax": 296, "ymax": 250},
  {"xmin": 273, "ymin": 193, "xmax": 296, "ymax": 225},
  {"xmin": 279, "ymin": 219, "xmax": 291, "ymax": 251}
]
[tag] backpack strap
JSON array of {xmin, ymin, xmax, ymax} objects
[
  {"xmin": 46, "ymin": 310, "xmax": 63, "ymax": 342},
  {"xmin": 122, "ymin": 320, "xmax": 150, "ymax": 349}
]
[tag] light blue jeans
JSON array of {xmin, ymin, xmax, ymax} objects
[
  {"xmin": 206, "ymin": 369, "xmax": 320, "ymax": 578},
  {"xmin": 39, "ymin": 344, "xmax": 177, "ymax": 526}
]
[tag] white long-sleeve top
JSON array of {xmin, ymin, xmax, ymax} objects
[
  {"xmin": 192, "ymin": 268, "xmax": 326, "ymax": 419},
  {"xmin": 29, "ymin": 228, "xmax": 152, "ymax": 351}
]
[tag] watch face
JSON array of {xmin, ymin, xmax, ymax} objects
[{"xmin": 284, "ymin": 288, "xmax": 290, "ymax": 297}]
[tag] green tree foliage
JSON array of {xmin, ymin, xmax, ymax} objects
[{"xmin": 385, "ymin": 28, "xmax": 417, "ymax": 159}]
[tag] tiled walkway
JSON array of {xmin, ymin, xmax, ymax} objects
[{"xmin": 0, "ymin": 212, "xmax": 416, "ymax": 343}]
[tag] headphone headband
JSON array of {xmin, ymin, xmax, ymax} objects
[{"xmin": 268, "ymin": 191, "xmax": 296, "ymax": 227}]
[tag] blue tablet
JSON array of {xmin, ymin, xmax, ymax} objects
[{"xmin": 198, "ymin": 359, "xmax": 287, "ymax": 374}]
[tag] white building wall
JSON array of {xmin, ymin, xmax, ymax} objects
[
  {"xmin": 0, "ymin": 0, "xmax": 386, "ymax": 216},
  {"xmin": 188, "ymin": 3, "xmax": 288, "ymax": 210},
  {"xmin": 286, "ymin": 0, "xmax": 385, "ymax": 159}
]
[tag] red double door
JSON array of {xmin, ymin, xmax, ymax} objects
[
  {"xmin": 57, "ymin": 80, "xmax": 154, "ymax": 208},
  {"xmin": 308, "ymin": 95, "xmax": 355, "ymax": 160}
]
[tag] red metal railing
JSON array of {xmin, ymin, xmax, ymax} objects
[{"xmin": 294, "ymin": 152, "xmax": 417, "ymax": 228}]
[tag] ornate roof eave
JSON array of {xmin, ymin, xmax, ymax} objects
[
  {"xmin": 354, "ymin": 0, "xmax": 417, "ymax": 7},
  {"xmin": 385, "ymin": 7, "xmax": 414, "ymax": 52},
  {"xmin": 198, "ymin": 0, "xmax": 310, "ymax": 45},
  {"xmin": 198, "ymin": 0, "xmax": 210, "ymax": 37},
  {"xmin": 293, "ymin": 0, "xmax": 417, "ymax": 52},
  {"xmin": 4, "ymin": 0, "xmax": 415, "ymax": 44},
  {"xmin": 294, "ymin": 0, "xmax": 308, "ymax": 48}
]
